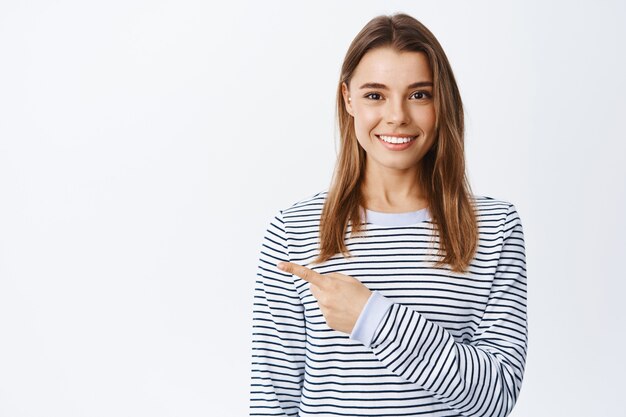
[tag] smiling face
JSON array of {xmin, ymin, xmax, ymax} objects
[{"xmin": 342, "ymin": 46, "xmax": 436, "ymax": 174}]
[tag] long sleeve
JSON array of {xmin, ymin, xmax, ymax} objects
[
  {"xmin": 366, "ymin": 203, "xmax": 528, "ymax": 417},
  {"xmin": 249, "ymin": 210, "xmax": 306, "ymax": 416},
  {"xmin": 349, "ymin": 290, "xmax": 393, "ymax": 347}
]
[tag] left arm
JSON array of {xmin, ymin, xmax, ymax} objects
[{"xmin": 363, "ymin": 204, "xmax": 528, "ymax": 417}]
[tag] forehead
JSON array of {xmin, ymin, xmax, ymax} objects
[{"xmin": 351, "ymin": 47, "xmax": 432, "ymax": 87}]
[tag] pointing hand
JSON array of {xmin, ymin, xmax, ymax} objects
[{"xmin": 277, "ymin": 261, "xmax": 372, "ymax": 334}]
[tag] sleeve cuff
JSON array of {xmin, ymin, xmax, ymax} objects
[{"xmin": 349, "ymin": 290, "xmax": 393, "ymax": 348}]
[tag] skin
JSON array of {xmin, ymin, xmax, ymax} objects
[
  {"xmin": 277, "ymin": 46, "xmax": 437, "ymax": 335},
  {"xmin": 276, "ymin": 262, "xmax": 371, "ymax": 335},
  {"xmin": 342, "ymin": 46, "xmax": 436, "ymax": 212}
]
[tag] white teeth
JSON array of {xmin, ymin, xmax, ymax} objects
[{"xmin": 378, "ymin": 135, "xmax": 416, "ymax": 144}]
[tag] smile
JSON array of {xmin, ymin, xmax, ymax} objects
[{"xmin": 376, "ymin": 135, "xmax": 417, "ymax": 144}]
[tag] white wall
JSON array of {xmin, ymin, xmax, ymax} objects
[{"xmin": 1, "ymin": 1, "xmax": 624, "ymax": 415}]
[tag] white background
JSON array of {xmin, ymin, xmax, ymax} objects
[{"xmin": 1, "ymin": 1, "xmax": 625, "ymax": 416}]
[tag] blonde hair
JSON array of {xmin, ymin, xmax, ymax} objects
[{"xmin": 311, "ymin": 13, "xmax": 478, "ymax": 274}]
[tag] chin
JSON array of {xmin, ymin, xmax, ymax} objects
[{"xmin": 381, "ymin": 159, "xmax": 420, "ymax": 170}]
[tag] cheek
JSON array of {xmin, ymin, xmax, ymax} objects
[
  {"xmin": 412, "ymin": 106, "xmax": 436, "ymax": 128},
  {"xmin": 354, "ymin": 107, "xmax": 379, "ymax": 133}
]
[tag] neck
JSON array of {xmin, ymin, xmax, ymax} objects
[{"xmin": 360, "ymin": 162, "xmax": 427, "ymax": 212}]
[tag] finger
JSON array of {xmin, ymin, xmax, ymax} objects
[{"xmin": 277, "ymin": 262, "xmax": 325, "ymax": 287}]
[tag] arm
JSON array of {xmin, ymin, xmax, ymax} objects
[
  {"xmin": 363, "ymin": 204, "xmax": 528, "ymax": 417},
  {"xmin": 249, "ymin": 210, "xmax": 306, "ymax": 417},
  {"xmin": 350, "ymin": 290, "xmax": 393, "ymax": 347}
]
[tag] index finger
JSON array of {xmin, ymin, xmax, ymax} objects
[{"xmin": 277, "ymin": 262, "xmax": 325, "ymax": 287}]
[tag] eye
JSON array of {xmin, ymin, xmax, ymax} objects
[
  {"xmin": 364, "ymin": 92, "xmax": 382, "ymax": 100},
  {"xmin": 410, "ymin": 91, "xmax": 432, "ymax": 100}
]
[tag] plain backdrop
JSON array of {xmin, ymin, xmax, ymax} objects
[{"xmin": 1, "ymin": 1, "xmax": 625, "ymax": 416}]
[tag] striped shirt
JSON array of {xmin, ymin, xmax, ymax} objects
[
  {"xmin": 349, "ymin": 206, "xmax": 432, "ymax": 349},
  {"xmin": 250, "ymin": 190, "xmax": 528, "ymax": 417}
]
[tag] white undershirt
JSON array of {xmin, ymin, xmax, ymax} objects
[{"xmin": 364, "ymin": 207, "xmax": 431, "ymax": 227}]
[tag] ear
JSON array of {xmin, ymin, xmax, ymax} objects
[{"xmin": 341, "ymin": 82, "xmax": 354, "ymax": 117}]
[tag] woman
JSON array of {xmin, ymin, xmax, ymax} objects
[{"xmin": 250, "ymin": 12, "xmax": 527, "ymax": 417}]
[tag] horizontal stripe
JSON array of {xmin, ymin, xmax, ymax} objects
[{"xmin": 250, "ymin": 190, "xmax": 527, "ymax": 417}]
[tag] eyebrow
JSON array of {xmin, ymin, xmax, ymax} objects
[{"xmin": 358, "ymin": 81, "xmax": 433, "ymax": 89}]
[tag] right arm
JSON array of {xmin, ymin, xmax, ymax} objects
[{"xmin": 249, "ymin": 210, "xmax": 306, "ymax": 416}]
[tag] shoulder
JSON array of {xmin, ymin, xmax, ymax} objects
[
  {"xmin": 472, "ymin": 194, "xmax": 515, "ymax": 216},
  {"xmin": 271, "ymin": 190, "xmax": 329, "ymax": 231},
  {"xmin": 280, "ymin": 190, "xmax": 328, "ymax": 217},
  {"xmin": 471, "ymin": 194, "xmax": 524, "ymax": 236}
]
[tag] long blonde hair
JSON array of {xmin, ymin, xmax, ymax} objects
[{"xmin": 312, "ymin": 13, "xmax": 478, "ymax": 274}]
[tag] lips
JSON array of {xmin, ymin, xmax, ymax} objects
[
  {"xmin": 376, "ymin": 134, "xmax": 417, "ymax": 144},
  {"xmin": 375, "ymin": 134, "xmax": 417, "ymax": 151}
]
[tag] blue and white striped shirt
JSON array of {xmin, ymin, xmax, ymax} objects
[
  {"xmin": 349, "ymin": 206, "xmax": 432, "ymax": 349},
  {"xmin": 250, "ymin": 190, "xmax": 527, "ymax": 417}
]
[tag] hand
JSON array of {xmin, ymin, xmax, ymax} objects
[{"xmin": 276, "ymin": 261, "xmax": 372, "ymax": 334}]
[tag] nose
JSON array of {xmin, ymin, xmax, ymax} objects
[{"xmin": 385, "ymin": 97, "xmax": 410, "ymax": 126}]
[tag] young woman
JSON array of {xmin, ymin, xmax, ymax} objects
[{"xmin": 250, "ymin": 13, "xmax": 527, "ymax": 417}]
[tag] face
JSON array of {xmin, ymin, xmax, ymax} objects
[{"xmin": 342, "ymin": 46, "xmax": 436, "ymax": 173}]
